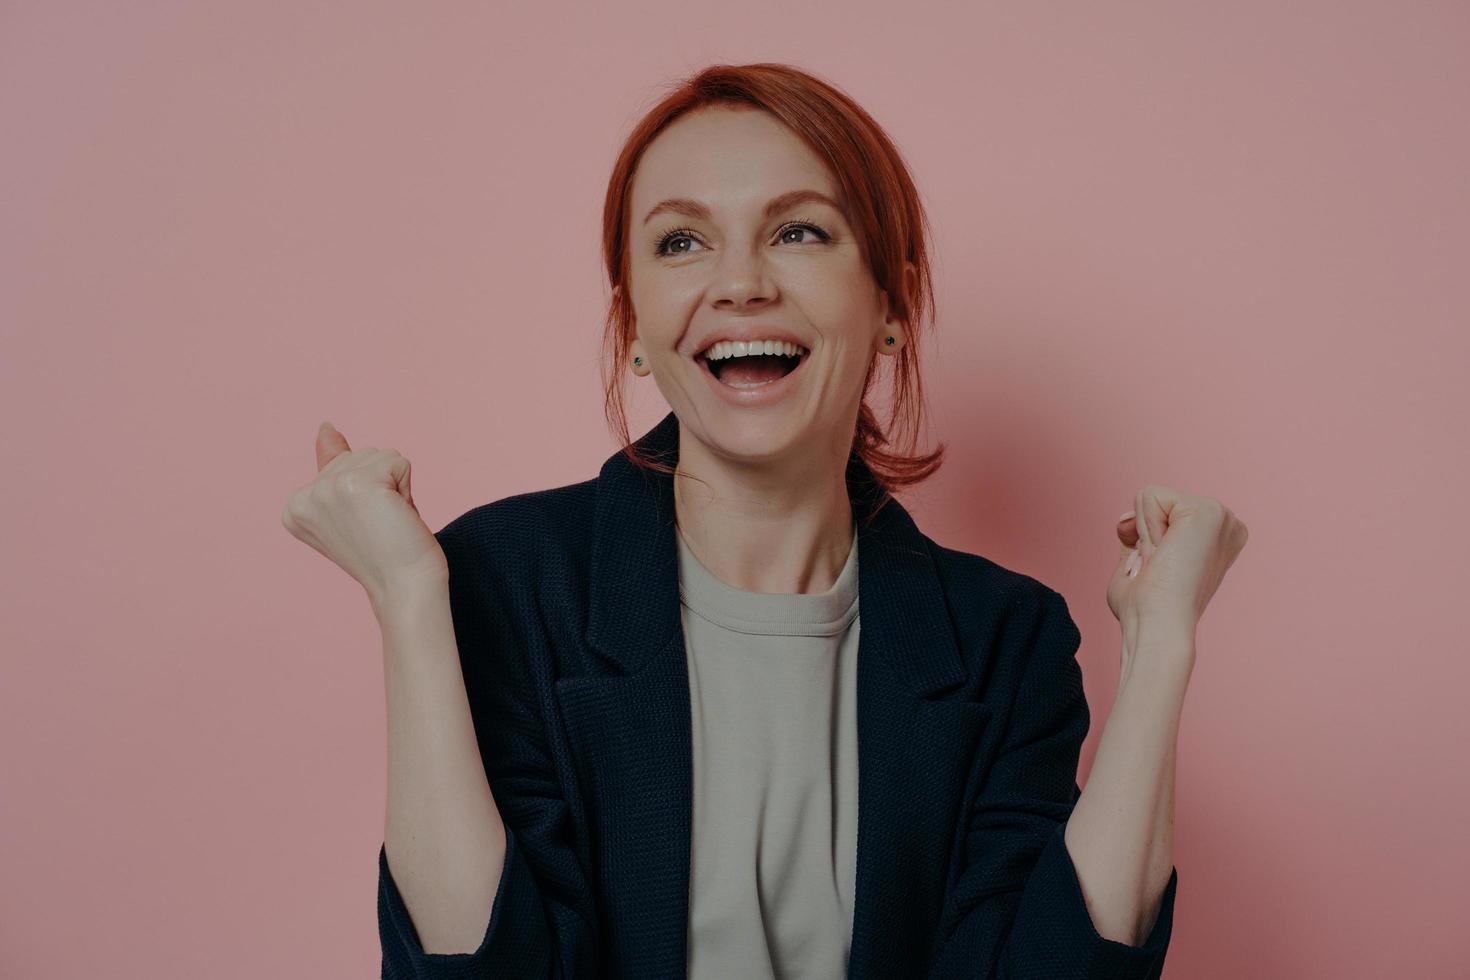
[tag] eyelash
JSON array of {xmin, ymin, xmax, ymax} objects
[{"xmin": 653, "ymin": 218, "xmax": 833, "ymax": 257}]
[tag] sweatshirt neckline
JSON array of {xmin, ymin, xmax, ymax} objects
[{"xmin": 675, "ymin": 523, "xmax": 859, "ymax": 637}]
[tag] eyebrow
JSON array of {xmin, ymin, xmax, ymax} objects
[{"xmin": 641, "ymin": 188, "xmax": 846, "ymax": 227}]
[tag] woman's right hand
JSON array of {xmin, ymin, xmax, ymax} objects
[{"xmin": 281, "ymin": 422, "xmax": 449, "ymax": 612}]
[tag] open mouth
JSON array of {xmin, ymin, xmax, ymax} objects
[{"xmin": 698, "ymin": 347, "xmax": 807, "ymax": 388}]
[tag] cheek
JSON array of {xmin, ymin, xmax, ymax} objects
[
  {"xmin": 800, "ymin": 265, "xmax": 881, "ymax": 323},
  {"xmin": 822, "ymin": 295, "xmax": 885, "ymax": 351},
  {"xmin": 632, "ymin": 276, "xmax": 702, "ymax": 318},
  {"xmin": 626, "ymin": 292, "xmax": 687, "ymax": 349}
]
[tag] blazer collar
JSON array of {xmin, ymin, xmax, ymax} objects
[{"xmin": 584, "ymin": 409, "xmax": 965, "ymax": 698}]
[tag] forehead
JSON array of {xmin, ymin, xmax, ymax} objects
[{"xmin": 630, "ymin": 107, "xmax": 837, "ymax": 215}]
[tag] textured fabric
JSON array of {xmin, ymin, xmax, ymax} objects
[
  {"xmin": 676, "ymin": 522, "xmax": 860, "ymax": 979},
  {"xmin": 376, "ymin": 409, "xmax": 1180, "ymax": 978}
]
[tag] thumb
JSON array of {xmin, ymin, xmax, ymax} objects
[
  {"xmin": 1116, "ymin": 511, "xmax": 1142, "ymax": 578},
  {"xmin": 1116, "ymin": 510, "xmax": 1140, "ymax": 553},
  {"xmin": 393, "ymin": 455, "xmax": 420, "ymax": 516},
  {"xmin": 316, "ymin": 421, "xmax": 351, "ymax": 472}
]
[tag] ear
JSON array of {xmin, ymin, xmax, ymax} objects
[
  {"xmin": 881, "ymin": 261, "xmax": 917, "ymax": 324},
  {"xmin": 898, "ymin": 261, "xmax": 917, "ymax": 318},
  {"xmin": 882, "ymin": 260, "xmax": 917, "ymax": 318}
]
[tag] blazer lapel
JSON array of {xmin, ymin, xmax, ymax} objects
[{"xmin": 554, "ymin": 411, "xmax": 990, "ymax": 978}]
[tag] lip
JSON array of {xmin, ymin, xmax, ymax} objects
[{"xmin": 696, "ymin": 347, "xmax": 809, "ymax": 407}]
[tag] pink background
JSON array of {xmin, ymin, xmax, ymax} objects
[{"xmin": 3, "ymin": 2, "xmax": 1467, "ymax": 976}]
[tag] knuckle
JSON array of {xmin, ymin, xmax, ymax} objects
[{"xmin": 340, "ymin": 470, "xmax": 371, "ymax": 495}]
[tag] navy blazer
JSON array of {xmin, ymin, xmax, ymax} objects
[{"xmin": 378, "ymin": 410, "xmax": 1179, "ymax": 979}]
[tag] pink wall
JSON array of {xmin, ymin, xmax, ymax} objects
[{"xmin": 3, "ymin": 1, "xmax": 1466, "ymax": 975}]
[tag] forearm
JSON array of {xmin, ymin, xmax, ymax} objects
[
  {"xmin": 1063, "ymin": 617, "xmax": 1193, "ymax": 946},
  {"xmin": 378, "ymin": 581, "xmax": 508, "ymax": 955}
]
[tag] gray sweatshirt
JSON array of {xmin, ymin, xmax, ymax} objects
[{"xmin": 675, "ymin": 524, "xmax": 861, "ymax": 979}]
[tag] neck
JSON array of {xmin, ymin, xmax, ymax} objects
[{"xmin": 672, "ymin": 420, "xmax": 855, "ymax": 595}]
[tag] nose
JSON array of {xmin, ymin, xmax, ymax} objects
[{"xmin": 710, "ymin": 242, "xmax": 775, "ymax": 311}]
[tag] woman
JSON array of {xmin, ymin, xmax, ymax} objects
[{"xmin": 283, "ymin": 63, "xmax": 1247, "ymax": 979}]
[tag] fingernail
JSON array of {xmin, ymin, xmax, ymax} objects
[
  {"xmin": 1118, "ymin": 510, "xmax": 1135, "ymax": 523},
  {"xmin": 1125, "ymin": 548, "xmax": 1140, "ymax": 577}
]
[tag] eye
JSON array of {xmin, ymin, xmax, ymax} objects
[
  {"xmin": 654, "ymin": 227, "xmax": 704, "ymax": 257},
  {"xmin": 653, "ymin": 219, "xmax": 835, "ymax": 258},
  {"xmin": 776, "ymin": 221, "xmax": 832, "ymax": 245}
]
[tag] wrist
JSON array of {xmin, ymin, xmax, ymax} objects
[
  {"xmin": 1120, "ymin": 610, "xmax": 1197, "ymax": 668},
  {"xmin": 369, "ymin": 571, "xmax": 450, "ymax": 623}
]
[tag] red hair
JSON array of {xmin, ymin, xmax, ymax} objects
[{"xmin": 599, "ymin": 62, "xmax": 945, "ymax": 518}]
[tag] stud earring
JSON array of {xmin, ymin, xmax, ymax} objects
[
  {"xmin": 633, "ymin": 356, "xmax": 642, "ymax": 365},
  {"xmin": 885, "ymin": 336, "xmax": 895, "ymax": 345}
]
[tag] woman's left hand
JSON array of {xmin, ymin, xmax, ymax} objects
[{"xmin": 1107, "ymin": 484, "xmax": 1250, "ymax": 635}]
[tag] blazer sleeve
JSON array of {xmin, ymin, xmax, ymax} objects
[
  {"xmin": 927, "ymin": 587, "xmax": 1179, "ymax": 980},
  {"xmin": 377, "ymin": 522, "xmax": 599, "ymax": 979}
]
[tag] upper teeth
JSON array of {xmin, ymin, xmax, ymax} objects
[{"xmin": 702, "ymin": 340, "xmax": 806, "ymax": 361}]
